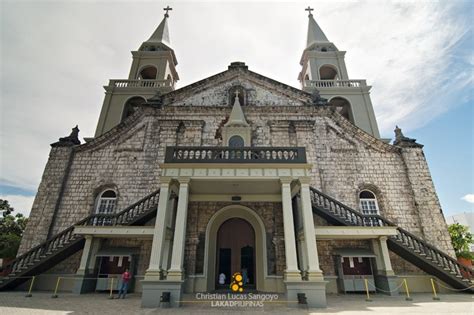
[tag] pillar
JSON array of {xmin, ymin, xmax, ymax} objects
[
  {"xmin": 144, "ymin": 177, "xmax": 172, "ymax": 280},
  {"xmin": 73, "ymin": 236, "xmax": 101, "ymax": 294},
  {"xmin": 167, "ymin": 177, "xmax": 190, "ymax": 281},
  {"xmin": 371, "ymin": 236, "xmax": 398, "ymax": 295},
  {"xmin": 280, "ymin": 177, "xmax": 301, "ymax": 281},
  {"xmin": 299, "ymin": 177, "xmax": 323, "ymax": 280}
]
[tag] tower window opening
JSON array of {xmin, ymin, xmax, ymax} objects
[
  {"xmin": 138, "ymin": 66, "xmax": 158, "ymax": 80},
  {"xmin": 321, "ymin": 47, "xmax": 327, "ymax": 52},
  {"xmin": 319, "ymin": 65, "xmax": 338, "ymax": 80},
  {"xmin": 329, "ymin": 97, "xmax": 353, "ymax": 122},
  {"xmin": 122, "ymin": 96, "xmax": 146, "ymax": 121}
]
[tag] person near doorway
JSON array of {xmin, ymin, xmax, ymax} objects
[
  {"xmin": 242, "ymin": 268, "xmax": 248, "ymax": 284},
  {"xmin": 117, "ymin": 268, "xmax": 131, "ymax": 299},
  {"xmin": 218, "ymin": 272, "xmax": 226, "ymax": 285}
]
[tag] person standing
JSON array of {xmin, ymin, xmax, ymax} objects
[{"xmin": 117, "ymin": 268, "xmax": 131, "ymax": 299}]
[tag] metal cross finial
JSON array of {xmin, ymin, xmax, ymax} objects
[
  {"xmin": 305, "ymin": 6, "xmax": 314, "ymax": 16},
  {"xmin": 164, "ymin": 5, "xmax": 172, "ymax": 17}
]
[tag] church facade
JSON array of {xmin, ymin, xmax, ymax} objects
[{"xmin": 2, "ymin": 8, "xmax": 472, "ymax": 308}]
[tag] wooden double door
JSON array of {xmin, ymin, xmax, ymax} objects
[{"xmin": 216, "ymin": 218, "xmax": 255, "ymax": 288}]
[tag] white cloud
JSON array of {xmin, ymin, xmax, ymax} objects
[
  {"xmin": 0, "ymin": 195, "xmax": 35, "ymax": 216},
  {"xmin": 462, "ymin": 194, "xmax": 474, "ymax": 204},
  {"xmin": 0, "ymin": 1, "xmax": 471, "ymax": 193}
]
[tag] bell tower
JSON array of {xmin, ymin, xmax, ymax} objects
[
  {"xmin": 299, "ymin": 7, "xmax": 381, "ymax": 138},
  {"xmin": 128, "ymin": 6, "xmax": 179, "ymax": 86},
  {"xmin": 94, "ymin": 6, "xmax": 179, "ymax": 137}
]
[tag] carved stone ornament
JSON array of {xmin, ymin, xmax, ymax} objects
[
  {"xmin": 393, "ymin": 125, "xmax": 423, "ymax": 148},
  {"xmin": 311, "ymin": 90, "xmax": 328, "ymax": 105},
  {"xmin": 51, "ymin": 125, "xmax": 81, "ymax": 147}
]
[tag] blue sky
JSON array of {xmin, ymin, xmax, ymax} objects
[{"xmin": 0, "ymin": 0, "xmax": 473, "ymax": 219}]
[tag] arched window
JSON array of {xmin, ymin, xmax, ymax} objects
[
  {"xmin": 229, "ymin": 135, "xmax": 244, "ymax": 147},
  {"xmin": 359, "ymin": 190, "xmax": 379, "ymax": 215},
  {"xmin": 329, "ymin": 97, "xmax": 353, "ymax": 122},
  {"xmin": 95, "ymin": 190, "xmax": 117, "ymax": 215},
  {"xmin": 138, "ymin": 66, "xmax": 157, "ymax": 80},
  {"xmin": 319, "ymin": 65, "xmax": 338, "ymax": 80},
  {"xmin": 122, "ymin": 96, "xmax": 146, "ymax": 121}
]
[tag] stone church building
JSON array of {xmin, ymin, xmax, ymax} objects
[{"xmin": 1, "ymin": 8, "xmax": 472, "ymax": 308}]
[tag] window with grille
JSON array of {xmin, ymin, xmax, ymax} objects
[
  {"xmin": 96, "ymin": 190, "xmax": 117, "ymax": 215},
  {"xmin": 359, "ymin": 190, "xmax": 379, "ymax": 215}
]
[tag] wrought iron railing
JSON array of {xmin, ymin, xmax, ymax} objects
[
  {"xmin": 164, "ymin": 146, "xmax": 307, "ymax": 163},
  {"xmin": 309, "ymin": 187, "xmax": 473, "ymax": 283},
  {"xmin": 79, "ymin": 190, "xmax": 160, "ymax": 226},
  {"xmin": 1, "ymin": 189, "xmax": 160, "ymax": 278}
]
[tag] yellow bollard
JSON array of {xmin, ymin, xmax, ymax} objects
[
  {"xmin": 430, "ymin": 278, "xmax": 440, "ymax": 300},
  {"xmin": 109, "ymin": 277, "xmax": 114, "ymax": 299},
  {"xmin": 51, "ymin": 277, "xmax": 61, "ymax": 298},
  {"xmin": 364, "ymin": 278, "xmax": 372, "ymax": 302},
  {"xmin": 25, "ymin": 276, "xmax": 35, "ymax": 297},
  {"xmin": 403, "ymin": 278, "xmax": 412, "ymax": 301}
]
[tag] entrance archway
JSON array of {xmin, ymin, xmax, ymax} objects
[
  {"xmin": 205, "ymin": 205, "xmax": 267, "ymax": 291},
  {"xmin": 216, "ymin": 218, "xmax": 255, "ymax": 289}
]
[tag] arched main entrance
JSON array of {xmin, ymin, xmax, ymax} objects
[
  {"xmin": 204, "ymin": 205, "xmax": 267, "ymax": 292},
  {"xmin": 216, "ymin": 218, "xmax": 255, "ymax": 289}
]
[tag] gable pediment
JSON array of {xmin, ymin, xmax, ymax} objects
[{"xmin": 163, "ymin": 66, "xmax": 311, "ymax": 107}]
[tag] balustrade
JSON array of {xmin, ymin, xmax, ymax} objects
[
  {"xmin": 304, "ymin": 79, "xmax": 366, "ymax": 88},
  {"xmin": 110, "ymin": 79, "xmax": 170, "ymax": 88},
  {"xmin": 165, "ymin": 146, "xmax": 307, "ymax": 164}
]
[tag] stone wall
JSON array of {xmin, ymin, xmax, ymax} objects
[{"xmin": 20, "ymin": 88, "xmax": 454, "ymax": 264}]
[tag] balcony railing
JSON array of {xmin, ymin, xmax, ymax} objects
[
  {"xmin": 304, "ymin": 79, "xmax": 366, "ymax": 88},
  {"xmin": 165, "ymin": 146, "xmax": 307, "ymax": 163},
  {"xmin": 109, "ymin": 79, "xmax": 172, "ymax": 88}
]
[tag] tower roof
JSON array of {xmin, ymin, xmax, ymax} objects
[
  {"xmin": 306, "ymin": 12, "xmax": 330, "ymax": 47},
  {"xmin": 146, "ymin": 14, "xmax": 171, "ymax": 47},
  {"xmin": 138, "ymin": 9, "xmax": 178, "ymax": 65}
]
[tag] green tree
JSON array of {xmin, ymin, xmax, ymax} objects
[
  {"xmin": 448, "ymin": 223, "xmax": 473, "ymax": 259},
  {"xmin": 0, "ymin": 199, "xmax": 28, "ymax": 258}
]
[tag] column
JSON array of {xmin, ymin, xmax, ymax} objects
[
  {"xmin": 280, "ymin": 177, "xmax": 301, "ymax": 281},
  {"xmin": 372, "ymin": 237, "xmax": 394, "ymax": 276},
  {"xmin": 145, "ymin": 177, "xmax": 172, "ymax": 280},
  {"xmin": 77, "ymin": 236, "xmax": 93, "ymax": 275},
  {"xmin": 74, "ymin": 236, "xmax": 101, "ymax": 294},
  {"xmin": 167, "ymin": 177, "xmax": 190, "ymax": 281},
  {"xmin": 371, "ymin": 236, "xmax": 398, "ymax": 295},
  {"xmin": 299, "ymin": 177, "xmax": 323, "ymax": 280}
]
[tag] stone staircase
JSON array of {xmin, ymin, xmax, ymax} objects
[
  {"xmin": 0, "ymin": 189, "xmax": 160, "ymax": 290},
  {"xmin": 309, "ymin": 187, "xmax": 473, "ymax": 292}
]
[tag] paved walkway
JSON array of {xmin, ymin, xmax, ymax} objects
[{"xmin": 0, "ymin": 292, "xmax": 472, "ymax": 314}]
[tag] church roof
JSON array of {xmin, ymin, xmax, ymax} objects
[{"xmin": 162, "ymin": 62, "xmax": 312, "ymax": 105}]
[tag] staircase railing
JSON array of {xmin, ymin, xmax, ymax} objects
[
  {"xmin": 1, "ymin": 189, "xmax": 160, "ymax": 277},
  {"xmin": 309, "ymin": 187, "xmax": 473, "ymax": 283},
  {"xmin": 78, "ymin": 189, "xmax": 160, "ymax": 226}
]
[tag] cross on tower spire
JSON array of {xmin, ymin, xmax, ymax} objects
[
  {"xmin": 305, "ymin": 6, "xmax": 314, "ymax": 17},
  {"xmin": 163, "ymin": 5, "xmax": 172, "ymax": 18}
]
